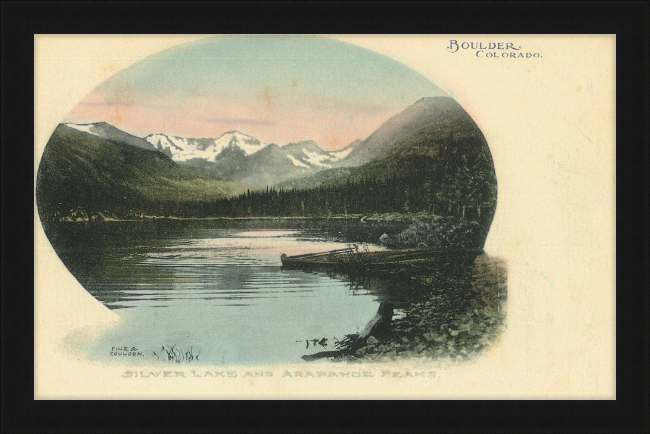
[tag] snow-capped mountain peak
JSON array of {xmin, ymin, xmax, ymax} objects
[
  {"xmin": 213, "ymin": 131, "xmax": 264, "ymax": 155},
  {"xmin": 64, "ymin": 122, "xmax": 100, "ymax": 136},
  {"xmin": 63, "ymin": 122, "xmax": 158, "ymax": 152},
  {"xmin": 329, "ymin": 146, "xmax": 354, "ymax": 160},
  {"xmin": 145, "ymin": 133, "xmax": 187, "ymax": 152},
  {"xmin": 280, "ymin": 140, "xmax": 357, "ymax": 169},
  {"xmin": 65, "ymin": 122, "xmax": 360, "ymax": 173},
  {"xmin": 145, "ymin": 131, "xmax": 265, "ymax": 162}
]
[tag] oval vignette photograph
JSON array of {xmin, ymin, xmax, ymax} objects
[{"xmin": 36, "ymin": 35, "xmax": 508, "ymax": 368}]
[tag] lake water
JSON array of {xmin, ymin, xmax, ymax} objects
[{"xmin": 45, "ymin": 219, "xmax": 507, "ymax": 366}]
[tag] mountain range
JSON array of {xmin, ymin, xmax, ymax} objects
[
  {"xmin": 63, "ymin": 124, "xmax": 362, "ymax": 189},
  {"xmin": 37, "ymin": 96, "xmax": 497, "ymax": 234},
  {"xmin": 143, "ymin": 132, "xmax": 359, "ymax": 189},
  {"xmin": 280, "ymin": 97, "xmax": 495, "ymax": 189},
  {"xmin": 145, "ymin": 131, "xmax": 265, "ymax": 161}
]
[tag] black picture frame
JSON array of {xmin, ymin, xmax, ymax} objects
[{"xmin": 2, "ymin": 1, "xmax": 648, "ymax": 432}]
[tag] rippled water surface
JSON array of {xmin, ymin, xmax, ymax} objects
[
  {"xmin": 52, "ymin": 221, "xmax": 390, "ymax": 365},
  {"xmin": 47, "ymin": 219, "xmax": 506, "ymax": 365}
]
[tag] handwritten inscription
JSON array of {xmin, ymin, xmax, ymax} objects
[{"xmin": 446, "ymin": 40, "xmax": 542, "ymax": 59}]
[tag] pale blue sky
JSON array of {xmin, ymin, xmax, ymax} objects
[{"xmin": 68, "ymin": 35, "xmax": 447, "ymax": 149}]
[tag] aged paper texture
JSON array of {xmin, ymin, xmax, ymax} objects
[{"xmin": 34, "ymin": 35, "xmax": 615, "ymax": 399}]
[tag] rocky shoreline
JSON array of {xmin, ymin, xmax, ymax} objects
[{"xmin": 320, "ymin": 254, "xmax": 508, "ymax": 364}]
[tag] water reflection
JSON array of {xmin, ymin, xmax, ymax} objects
[
  {"xmin": 300, "ymin": 253, "xmax": 507, "ymax": 362},
  {"xmin": 46, "ymin": 220, "xmax": 506, "ymax": 365}
]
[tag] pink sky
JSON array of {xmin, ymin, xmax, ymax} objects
[
  {"xmin": 66, "ymin": 89, "xmax": 408, "ymax": 150},
  {"xmin": 63, "ymin": 36, "xmax": 446, "ymax": 150}
]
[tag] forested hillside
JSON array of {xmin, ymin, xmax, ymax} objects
[
  {"xmin": 36, "ymin": 125, "xmax": 244, "ymax": 222},
  {"xmin": 37, "ymin": 96, "xmax": 497, "ymax": 243}
]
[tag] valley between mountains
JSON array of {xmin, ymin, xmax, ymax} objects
[{"xmin": 36, "ymin": 96, "xmax": 498, "ymax": 249}]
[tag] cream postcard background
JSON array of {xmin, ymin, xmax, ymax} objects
[{"xmin": 34, "ymin": 35, "xmax": 615, "ymax": 399}]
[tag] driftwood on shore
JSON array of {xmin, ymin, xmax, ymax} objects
[
  {"xmin": 281, "ymin": 248, "xmax": 479, "ymax": 274},
  {"xmin": 301, "ymin": 302, "xmax": 394, "ymax": 362}
]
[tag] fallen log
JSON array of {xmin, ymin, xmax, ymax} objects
[
  {"xmin": 301, "ymin": 301, "xmax": 394, "ymax": 362},
  {"xmin": 281, "ymin": 249, "xmax": 480, "ymax": 273},
  {"xmin": 283, "ymin": 248, "xmax": 353, "ymax": 260}
]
